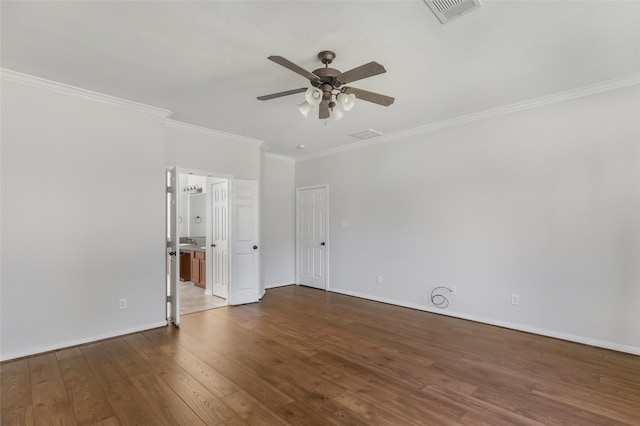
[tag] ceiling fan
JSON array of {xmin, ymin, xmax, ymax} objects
[{"xmin": 257, "ymin": 50, "xmax": 394, "ymax": 121}]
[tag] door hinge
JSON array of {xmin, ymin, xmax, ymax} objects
[
  {"xmin": 166, "ymin": 295, "xmax": 173, "ymax": 303},
  {"xmin": 167, "ymin": 186, "xmax": 174, "ymax": 194}
]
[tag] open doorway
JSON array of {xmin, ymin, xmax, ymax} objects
[
  {"xmin": 177, "ymin": 171, "xmax": 229, "ymax": 316},
  {"xmin": 167, "ymin": 168, "xmax": 261, "ymax": 325}
]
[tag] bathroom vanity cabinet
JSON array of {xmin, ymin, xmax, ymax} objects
[
  {"xmin": 179, "ymin": 252, "xmax": 191, "ymax": 282},
  {"xmin": 181, "ymin": 249, "xmax": 206, "ymax": 288}
]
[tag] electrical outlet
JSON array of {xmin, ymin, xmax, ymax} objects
[
  {"xmin": 449, "ymin": 285, "xmax": 457, "ymax": 296},
  {"xmin": 511, "ymin": 294, "xmax": 520, "ymax": 306},
  {"xmin": 119, "ymin": 298, "xmax": 127, "ymax": 310},
  {"xmin": 376, "ymin": 275, "xmax": 382, "ymax": 284}
]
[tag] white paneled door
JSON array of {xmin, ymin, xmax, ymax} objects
[
  {"xmin": 209, "ymin": 180, "xmax": 229, "ymax": 299},
  {"xmin": 166, "ymin": 166, "xmax": 180, "ymax": 326},
  {"xmin": 229, "ymin": 179, "xmax": 260, "ymax": 305},
  {"xmin": 297, "ymin": 186, "xmax": 327, "ymax": 290}
]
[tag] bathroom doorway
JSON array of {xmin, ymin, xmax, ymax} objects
[
  {"xmin": 167, "ymin": 168, "xmax": 261, "ymax": 324},
  {"xmin": 177, "ymin": 171, "xmax": 230, "ymax": 316}
]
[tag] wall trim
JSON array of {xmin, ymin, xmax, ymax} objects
[
  {"xmin": 329, "ymin": 287, "xmax": 640, "ymax": 356},
  {"xmin": 265, "ymin": 152, "xmax": 295, "ymax": 163},
  {"xmin": 0, "ymin": 321, "xmax": 168, "ymax": 362},
  {"xmin": 0, "ymin": 68, "xmax": 173, "ymax": 118},
  {"xmin": 166, "ymin": 119, "xmax": 264, "ymax": 146},
  {"xmin": 266, "ymin": 282, "xmax": 296, "ymax": 289},
  {"xmin": 296, "ymin": 73, "xmax": 640, "ymax": 162}
]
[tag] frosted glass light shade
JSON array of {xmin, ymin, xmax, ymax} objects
[
  {"xmin": 331, "ymin": 103, "xmax": 345, "ymax": 121},
  {"xmin": 304, "ymin": 87, "xmax": 323, "ymax": 106},
  {"xmin": 337, "ymin": 93, "xmax": 356, "ymax": 111},
  {"xmin": 298, "ymin": 101, "xmax": 313, "ymax": 118}
]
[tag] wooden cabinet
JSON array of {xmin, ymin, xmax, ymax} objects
[
  {"xmin": 190, "ymin": 256, "xmax": 200, "ymax": 286},
  {"xmin": 192, "ymin": 251, "xmax": 206, "ymax": 288},
  {"xmin": 179, "ymin": 252, "xmax": 191, "ymax": 281},
  {"xmin": 180, "ymin": 249, "xmax": 206, "ymax": 288},
  {"xmin": 198, "ymin": 252, "xmax": 206, "ymax": 288}
]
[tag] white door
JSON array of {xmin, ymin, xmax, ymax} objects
[
  {"xmin": 166, "ymin": 167, "xmax": 180, "ymax": 325},
  {"xmin": 229, "ymin": 179, "xmax": 260, "ymax": 305},
  {"xmin": 297, "ymin": 186, "xmax": 327, "ymax": 290},
  {"xmin": 209, "ymin": 180, "xmax": 229, "ymax": 299}
]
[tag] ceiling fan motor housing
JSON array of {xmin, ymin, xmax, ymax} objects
[{"xmin": 311, "ymin": 67, "xmax": 342, "ymax": 89}]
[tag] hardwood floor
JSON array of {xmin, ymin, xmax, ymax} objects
[{"xmin": 2, "ymin": 285, "xmax": 639, "ymax": 425}]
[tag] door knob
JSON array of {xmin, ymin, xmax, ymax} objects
[
  {"xmin": 169, "ymin": 251, "xmax": 177, "ymax": 256},
  {"xmin": 253, "ymin": 245, "xmax": 258, "ymax": 250},
  {"xmin": 211, "ymin": 244, "xmax": 216, "ymax": 247},
  {"xmin": 320, "ymin": 242, "xmax": 325, "ymax": 246}
]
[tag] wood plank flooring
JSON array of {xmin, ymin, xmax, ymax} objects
[{"xmin": 2, "ymin": 285, "xmax": 639, "ymax": 425}]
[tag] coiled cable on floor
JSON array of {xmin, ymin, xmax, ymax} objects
[{"xmin": 430, "ymin": 286, "xmax": 452, "ymax": 308}]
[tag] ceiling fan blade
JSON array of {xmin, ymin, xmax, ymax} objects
[
  {"xmin": 257, "ymin": 87, "xmax": 307, "ymax": 101},
  {"xmin": 336, "ymin": 62, "xmax": 386, "ymax": 85},
  {"xmin": 268, "ymin": 56, "xmax": 321, "ymax": 84},
  {"xmin": 319, "ymin": 100, "xmax": 330, "ymax": 119},
  {"xmin": 342, "ymin": 87, "xmax": 395, "ymax": 106}
]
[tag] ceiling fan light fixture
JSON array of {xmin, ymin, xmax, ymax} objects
[
  {"xmin": 298, "ymin": 101, "xmax": 313, "ymax": 118},
  {"xmin": 304, "ymin": 87, "xmax": 323, "ymax": 106},
  {"xmin": 331, "ymin": 103, "xmax": 345, "ymax": 121},
  {"xmin": 337, "ymin": 93, "xmax": 356, "ymax": 111}
]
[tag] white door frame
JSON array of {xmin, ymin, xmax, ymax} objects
[
  {"xmin": 166, "ymin": 166, "xmax": 180, "ymax": 325},
  {"xmin": 166, "ymin": 167, "xmax": 233, "ymax": 316},
  {"xmin": 295, "ymin": 184, "xmax": 329, "ymax": 290}
]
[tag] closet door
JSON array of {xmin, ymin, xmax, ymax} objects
[{"xmin": 228, "ymin": 179, "xmax": 260, "ymax": 305}]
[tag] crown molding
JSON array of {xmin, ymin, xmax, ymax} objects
[
  {"xmin": 296, "ymin": 73, "xmax": 640, "ymax": 162},
  {"xmin": 166, "ymin": 119, "xmax": 264, "ymax": 146},
  {"xmin": 0, "ymin": 68, "xmax": 173, "ymax": 118},
  {"xmin": 264, "ymin": 152, "xmax": 295, "ymax": 163}
]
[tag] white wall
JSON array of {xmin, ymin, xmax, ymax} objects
[
  {"xmin": 185, "ymin": 174, "xmax": 208, "ymax": 236},
  {"xmin": 0, "ymin": 74, "xmax": 290, "ymax": 360},
  {"xmin": 165, "ymin": 121, "xmax": 261, "ymax": 180},
  {"xmin": 262, "ymin": 154, "xmax": 296, "ymax": 288},
  {"xmin": 179, "ymin": 174, "xmax": 209, "ymax": 238},
  {"xmin": 165, "ymin": 121, "xmax": 265, "ymax": 297},
  {"xmin": 188, "ymin": 193, "xmax": 207, "ymax": 237},
  {"xmin": 296, "ymin": 85, "xmax": 640, "ymax": 353},
  {"xmin": 1, "ymin": 77, "xmax": 169, "ymax": 360}
]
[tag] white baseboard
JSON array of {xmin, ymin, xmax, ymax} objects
[
  {"xmin": 266, "ymin": 282, "xmax": 296, "ymax": 289},
  {"xmin": 329, "ymin": 287, "xmax": 640, "ymax": 356},
  {"xmin": 0, "ymin": 321, "xmax": 168, "ymax": 362}
]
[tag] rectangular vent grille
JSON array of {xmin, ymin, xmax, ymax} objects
[
  {"xmin": 424, "ymin": 0, "xmax": 482, "ymax": 24},
  {"xmin": 350, "ymin": 129, "xmax": 383, "ymax": 140}
]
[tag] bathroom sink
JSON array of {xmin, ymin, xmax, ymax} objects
[
  {"xmin": 179, "ymin": 243, "xmax": 191, "ymax": 247},
  {"xmin": 200, "ymin": 246, "xmax": 207, "ymax": 250}
]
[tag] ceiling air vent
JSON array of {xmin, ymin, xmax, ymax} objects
[
  {"xmin": 350, "ymin": 129, "xmax": 383, "ymax": 140},
  {"xmin": 424, "ymin": 0, "xmax": 482, "ymax": 24}
]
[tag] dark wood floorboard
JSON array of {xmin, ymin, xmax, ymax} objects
[{"xmin": 2, "ymin": 285, "xmax": 640, "ymax": 425}]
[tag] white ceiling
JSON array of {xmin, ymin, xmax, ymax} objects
[{"xmin": 2, "ymin": 1, "xmax": 639, "ymax": 158}]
